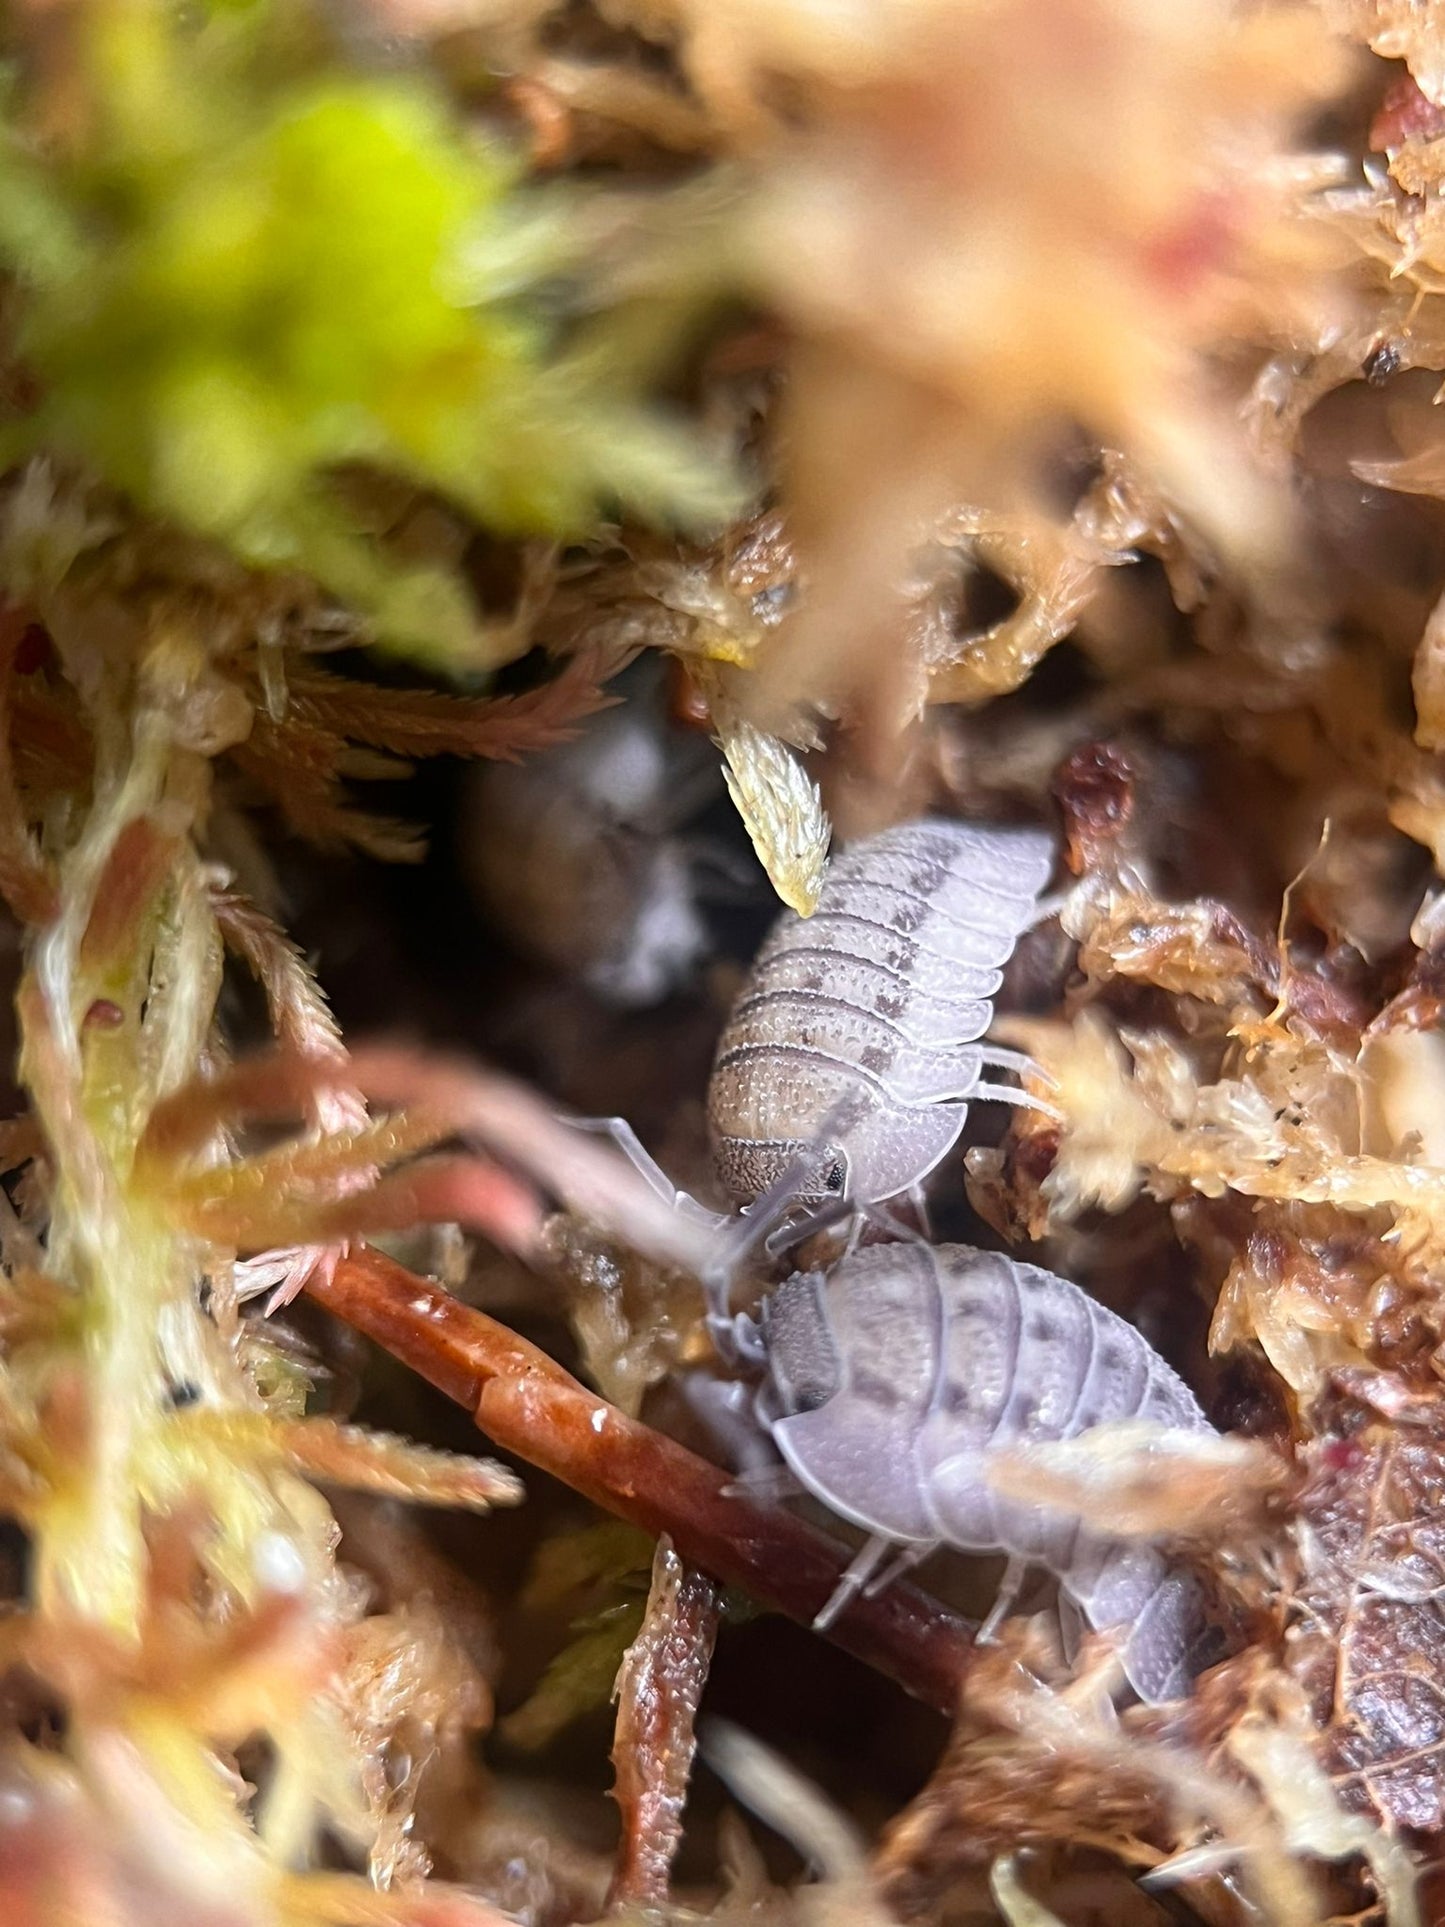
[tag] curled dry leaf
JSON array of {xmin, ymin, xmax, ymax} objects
[
  {"xmin": 607, "ymin": 1535, "xmax": 720, "ymax": 1907},
  {"xmin": 1290, "ymin": 1391, "xmax": 1445, "ymax": 1837},
  {"xmin": 878, "ymin": 1635, "xmax": 1418, "ymax": 1927},
  {"xmin": 339, "ymin": 1599, "xmax": 495, "ymax": 1888}
]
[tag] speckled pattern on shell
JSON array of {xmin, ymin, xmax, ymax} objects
[
  {"xmin": 758, "ymin": 1243, "xmax": 1217, "ymax": 1704},
  {"xmin": 708, "ymin": 819, "xmax": 1055, "ymax": 1206}
]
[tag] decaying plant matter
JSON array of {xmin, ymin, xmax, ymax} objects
[{"xmin": 8, "ymin": 0, "xmax": 1445, "ymax": 1924}]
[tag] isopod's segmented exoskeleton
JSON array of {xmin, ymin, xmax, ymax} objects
[
  {"xmin": 463, "ymin": 670, "xmax": 722, "ymax": 1009},
  {"xmin": 707, "ymin": 818, "xmax": 1056, "ymax": 1213},
  {"xmin": 745, "ymin": 1242, "xmax": 1216, "ymax": 1703}
]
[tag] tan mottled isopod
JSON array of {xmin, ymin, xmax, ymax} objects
[
  {"xmin": 745, "ymin": 1242, "xmax": 1217, "ymax": 1704},
  {"xmin": 707, "ymin": 818, "xmax": 1056, "ymax": 1213},
  {"xmin": 463, "ymin": 681, "xmax": 721, "ymax": 1009}
]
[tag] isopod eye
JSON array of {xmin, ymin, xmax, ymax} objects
[{"xmin": 822, "ymin": 1156, "xmax": 847, "ymax": 1194}]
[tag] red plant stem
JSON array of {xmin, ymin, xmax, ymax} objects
[{"xmin": 311, "ymin": 1244, "xmax": 973, "ymax": 1714}]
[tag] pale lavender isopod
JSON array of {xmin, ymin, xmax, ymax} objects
[
  {"xmin": 742, "ymin": 1241, "xmax": 1217, "ymax": 1703},
  {"xmin": 706, "ymin": 818, "xmax": 1056, "ymax": 1215}
]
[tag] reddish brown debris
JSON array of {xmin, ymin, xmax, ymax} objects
[
  {"xmin": 308, "ymin": 1243, "xmax": 975, "ymax": 1713},
  {"xmin": 666, "ymin": 656, "xmax": 714, "ymax": 732},
  {"xmin": 0, "ymin": 608, "xmax": 59, "ymax": 926},
  {"xmin": 280, "ymin": 644, "xmax": 627, "ymax": 763},
  {"xmin": 607, "ymin": 1536, "xmax": 720, "ymax": 1908},
  {"xmin": 1290, "ymin": 1387, "xmax": 1445, "ymax": 1834},
  {"xmin": 77, "ymin": 814, "xmax": 185, "ymax": 970},
  {"xmin": 1370, "ymin": 75, "xmax": 1445, "ymax": 153},
  {"xmin": 872, "ymin": 1637, "xmax": 1169, "ymax": 1916},
  {"xmin": 1369, "ymin": 937, "xmax": 1445, "ymax": 1037},
  {"xmin": 1053, "ymin": 739, "xmax": 1136, "ymax": 877},
  {"xmin": 504, "ymin": 76, "xmax": 576, "ymax": 170},
  {"xmin": 1222, "ymin": 1211, "xmax": 1439, "ymax": 1383}
]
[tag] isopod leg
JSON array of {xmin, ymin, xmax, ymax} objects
[
  {"xmin": 978, "ymin": 1045, "xmax": 1057, "ymax": 1088},
  {"xmin": 972, "ymin": 1081, "xmax": 1064, "ymax": 1123},
  {"xmin": 706, "ymin": 1158, "xmax": 850, "ymax": 1319},
  {"xmin": 563, "ymin": 1114, "xmax": 684, "ymax": 1205},
  {"xmin": 813, "ymin": 1535, "xmax": 897, "ymax": 1632},
  {"xmin": 1023, "ymin": 889, "xmax": 1068, "ymax": 932},
  {"xmin": 723, "ymin": 1462, "xmax": 807, "ymax": 1504},
  {"xmin": 857, "ymin": 1195, "xmax": 930, "ymax": 1246},
  {"xmin": 861, "ymin": 1539, "xmax": 940, "ymax": 1600},
  {"xmin": 1056, "ymin": 1590, "xmax": 1085, "ymax": 1666},
  {"xmin": 907, "ymin": 1184, "xmax": 934, "ymax": 1241},
  {"xmin": 762, "ymin": 1196, "xmax": 852, "ymax": 1264},
  {"xmin": 975, "ymin": 1553, "xmax": 1029, "ymax": 1646},
  {"xmin": 839, "ymin": 1211, "xmax": 867, "ymax": 1258},
  {"xmin": 676, "ymin": 1367, "xmax": 775, "ymax": 1468},
  {"xmin": 565, "ymin": 1114, "xmax": 731, "ymax": 1237}
]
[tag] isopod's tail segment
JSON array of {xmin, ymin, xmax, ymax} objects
[{"xmin": 1121, "ymin": 1571, "xmax": 1223, "ymax": 1705}]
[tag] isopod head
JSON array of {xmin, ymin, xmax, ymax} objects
[
  {"xmin": 710, "ymin": 1131, "xmax": 848, "ymax": 1213},
  {"xmin": 756, "ymin": 1270, "xmax": 842, "ymax": 1417},
  {"xmin": 708, "ymin": 1072, "xmax": 968, "ymax": 1210}
]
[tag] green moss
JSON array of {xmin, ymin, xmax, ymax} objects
[{"xmin": 0, "ymin": 2, "xmax": 738, "ymax": 667}]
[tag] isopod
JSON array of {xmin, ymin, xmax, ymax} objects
[
  {"xmin": 462, "ymin": 668, "xmax": 723, "ymax": 1009},
  {"xmin": 735, "ymin": 1241, "xmax": 1216, "ymax": 1703},
  {"xmin": 707, "ymin": 817, "xmax": 1056, "ymax": 1213}
]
